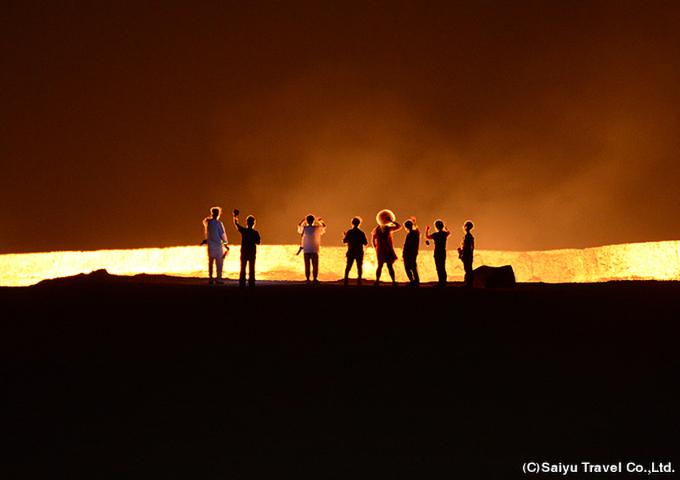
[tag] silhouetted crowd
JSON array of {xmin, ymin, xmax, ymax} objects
[{"xmin": 202, "ymin": 207, "xmax": 474, "ymax": 288}]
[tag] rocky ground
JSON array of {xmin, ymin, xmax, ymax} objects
[{"xmin": 2, "ymin": 273, "xmax": 679, "ymax": 478}]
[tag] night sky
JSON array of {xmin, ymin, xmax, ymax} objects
[{"xmin": 3, "ymin": 0, "xmax": 680, "ymax": 254}]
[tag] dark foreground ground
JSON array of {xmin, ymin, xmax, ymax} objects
[{"xmin": 2, "ymin": 273, "xmax": 679, "ymax": 479}]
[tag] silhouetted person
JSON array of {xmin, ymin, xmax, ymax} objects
[
  {"xmin": 403, "ymin": 217, "xmax": 420, "ymax": 286},
  {"xmin": 201, "ymin": 206, "xmax": 229, "ymax": 284},
  {"xmin": 459, "ymin": 220, "xmax": 475, "ymax": 288},
  {"xmin": 233, "ymin": 209, "xmax": 261, "ymax": 288},
  {"xmin": 343, "ymin": 216, "xmax": 368, "ymax": 285},
  {"xmin": 426, "ymin": 219, "xmax": 450, "ymax": 286},
  {"xmin": 372, "ymin": 209, "xmax": 401, "ymax": 286},
  {"xmin": 298, "ymin": 214, "xmax": 326, "ymax": 284}
]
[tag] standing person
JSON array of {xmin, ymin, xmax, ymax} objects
[
  {"xmin": 402, "ymin": 216, "xmax": 420, "ymax": 286},
  {"xmin": 372, "ymin": 209, "xmax": 401, "ymax": 286},
  {"xmin": 202, "ymin": 206, "xmax": 229, "ymax": 284},
  {"xmin": 233, "ymin": 209, "xmax": 261, "ymax": 288},
  {"xmin": 425, "ymin": 219, "xmax": 450, "ymax": 286},
  {"xmin": 459, "ymin": 220, "xmax": 475, "ymax": 288},
  {"xmin": 343, "ymin": 216, "xmax": 368, "ymax": 285},
  {"xmin": 297, "ymin": 214, "xmax": 326, "ymax": 284}
]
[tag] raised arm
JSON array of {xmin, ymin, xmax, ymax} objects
[{"xmin": 231, "ymin": 208, "xmax": 242, "ymax": 230}]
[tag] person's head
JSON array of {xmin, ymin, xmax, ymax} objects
[
  {"xmin": 246, "ymin": 215, "xmax": 256, "ymax": 228},
  {"xmin": 376, "ymin": 209, "xmax": 395, "ymax": 226},
  {"xmin": 306, "ymin": 214, "xmax": 315, "ymax": 226},
  {"xmin": 351, "ymin": 216, "xmax": 362, "ymax": 227},
  {"xmin": 211, "ymin": 206, "xmax": 222, "ymax": 219},
  {"xmin": 404, "ymin": 220, "xmax": 413, "ymax": 231},
  {"xmin": 464, "ymin": 220, "xmax": 474, "ymax": 232},
  {"xmin": 435, "ymin": 220, "xmax": 444, "ymax": 231}
]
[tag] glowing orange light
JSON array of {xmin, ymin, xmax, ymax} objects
[
  {"xmin": 376, "ymin": 209, "xmax": 396, "ymax": 226},
  {"xmin": 1, "ymin": 241, "xmax": 679, "ymax": 287}
]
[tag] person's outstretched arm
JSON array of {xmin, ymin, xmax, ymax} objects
[{"xmin": 232, "ymin": 209, "xmax": 242, "ymax": 231}]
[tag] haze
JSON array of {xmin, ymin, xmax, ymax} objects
[{"xmin": 2, "ymin": 0, "xmax": 679, "ymax": 254}]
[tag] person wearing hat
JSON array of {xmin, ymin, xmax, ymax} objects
[{"xmin": 371, "ymin": 209, "xmax": 401, "ymax": 286}]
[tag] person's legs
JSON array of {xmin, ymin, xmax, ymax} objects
[
  {"xmin": 311, "ymin": 253, "xmax": 319, "ymax": 281},
  {"xmin": 240, "ymin": 256, "xmax": 247, "ymax": 287},
  {"xmin": 356, "ymin": 254, "xmax": 363, "ymax": 283},
  {"xmin": 464, "ymin": 259, "xmax": 473, "ymax": 288},
  {"xmin": 410, "ymin": 256, "xmax": 420, "ymax": 284},
  {"xmin": 387, "ymin": 262, "xmax": 396, "ymax": 284},
  {"xmin": 215, "ymin": 256, "xmax": 224, "ymax": 283},
  {"xmin": 248, "ymin": 254, "xmax": 256, "ymax": 286},
  {"xmin": 208, "ymin": 257, "xmax": 215, "ymax": 282},
  {"xmin": 344, "ymin": 256, "xmax": 355, "ymax": 283},
  {"xmin": 405, "ymin": 256, "xmax": 416, "ymax": 283},
  {"xmin": 404, "ymin": 258, "xmax": 412, "ymax": 283},
  {"xmin": 304, "ymin": 253, "xmax": 311, "ymax": 281},
  {"xmin": 435, "ymin": 254, "xmax": 447, "ymax": 286}
]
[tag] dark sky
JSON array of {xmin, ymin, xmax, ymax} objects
[{"xmin": 3, "ymin": 0, "xmax": 679, "ymax": 254}]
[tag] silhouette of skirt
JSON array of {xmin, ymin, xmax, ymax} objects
[
  {"xmin": 374, "ymin": 227, "xmax": 398, "ymax": 264},
  {"xmin": 375, "ymin": 242, "xmax": 397, "ymax": 264}
]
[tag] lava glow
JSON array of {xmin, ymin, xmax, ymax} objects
[{"xmin": 1, "ymin": 241, "xmax": 679, "ymax": 287}]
